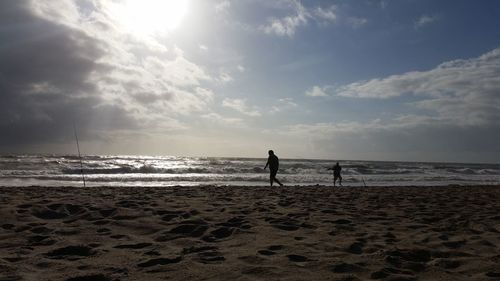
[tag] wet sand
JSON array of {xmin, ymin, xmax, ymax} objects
[{"xmin": 1, "ymin": 185, "xmax": 499, "ymax": 281}]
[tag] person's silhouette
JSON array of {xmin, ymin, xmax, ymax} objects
[
  {"xmin": 264, "ymin": 150, "xmax": 284, "ymax": 187},
  {"xmin": 328, "ymin": 162, "xmax": 342, "ymax": 187}
]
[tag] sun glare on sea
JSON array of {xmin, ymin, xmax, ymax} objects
[{"xmin": 113, "ymin": 0, "xmax": 189, "ymax": 36}]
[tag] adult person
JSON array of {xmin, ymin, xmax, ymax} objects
[
  {"xmin": 328, "ymin": 162, "xmax": 342, "ymax": 187},
  {"xmin": 264, "ymin": 150, "xmax": 284, "ymax": 187}
]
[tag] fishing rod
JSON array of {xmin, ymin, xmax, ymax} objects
[{"xmin": 73, "ymin": 122, "xmax": 86, "ymax": 188}]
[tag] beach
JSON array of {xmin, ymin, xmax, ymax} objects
[{"xmin": 1, "ymin": 185, "xmax": 499, "ymax": 281}]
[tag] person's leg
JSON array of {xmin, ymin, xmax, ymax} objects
[
  {"xmin": 270, "ymin": 170, "xmax": 281, "ymax": 186},
  {"xmin": 333, "ymin": 176, "xmax": 337, "ymax": 187},
  {"xmin": 339, "ymin": 175, "xmax": 342, "ymax": 186},
  {"xmin": 270, "ymin": 170, "xmax": 277, "ymax": 186},
  {"xmin": 274, "ymin": 177, "xmax": 284, "ymax": 186}
]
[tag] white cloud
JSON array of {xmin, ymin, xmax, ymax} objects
[
  {"xmin": 21, "ymin": 0, "xmax": 218, "ymax": 130},
  {"xmin": 347, "ymin": 17, "xmax": 368, "ymax": 28},
  {"xmin": 218, "ymin": 72, "xmax": 234, "ymax": 84},
  {"xmin": 201, "ymin": 112, "xmax": 243, "ymax": 125},
  {"xmin": 313, "ymin": 6, "xmax": 337, "ymax": 24},
  {"xmin": 199, "ymin": 44, "xmax": 208, "ymax": 51},
  {"xmin": 261, "ymin": 8, "xmax": 308, "ymax": 37},
  {"xmin": 142, "ymin": 52, "xmax": 211, "ymax": 87},
  {"xmin": 215, "ymin": 0, "xmax": 230, "ymax": 14},
  {"xmin": 260, "ymin": 1, "xmax": 337, "ymax": 37},
  {"xmin": 306, "ymin": 86, "xmax": 328, "ymax": 97},
  {"xmin": 283, "ymin": 119, "xmax": 384, "ymax": 138},
  {"xmin": 222, "ymin": 98, "xmax": 261, "ymax": 117},
  {"xmin": 237, "ymin": 65, "xmax": 245, "ymax": 72},
  {"xmin": 29, "ymin": 0, "xmax": 81, "ymax": 27},
  {"xmin": 415, "ymin": 14, "xmax": 438, "ymax": 29},
  {"xmin": 271, "ymin": 97, "xmax": 298, "ymax": 113},
  {"xmin": 337, "ymin": 47, "xmax": 500, "ymax": 125}
]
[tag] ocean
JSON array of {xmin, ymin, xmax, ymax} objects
[{"xmin": 1, "ymin": 155, "xmax": 499, "ymax": 187}]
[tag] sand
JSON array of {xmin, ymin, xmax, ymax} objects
[{"xmin": 1, "ymin": 185, "xmax": 499, "ymax": 281}]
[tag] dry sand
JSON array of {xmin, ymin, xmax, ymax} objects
[{"xmin": 1, "ymin": 185, "xmax": 499, "ymax": 281}]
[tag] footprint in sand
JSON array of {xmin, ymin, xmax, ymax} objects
[
  {"xmin": 113, "ymin": 242, "xmax": 152, "ymax": 249},
  {"xmin": 258, "ymin": 250, "xmax": 276, "ymax": 256},
  {"xmin": 30, "ymin": 226, "xmax": 53, "ymax": 234},
  {"xmin": 65, "ymin": 274, "xmax": 112, "ymax": 281},
  {"xmin": 258, "ymin": 245, "xmax": 284, "ymax": 256},
  {"xmin": 202, "ymin": 227, "xmax": 234, "ymax": 242},
  {"xmin": 383, "ymin": 249, "xmax": 431, "ymax": 274},
  {"xmin": 429, "ymin": 258, "xmax": 461, "ymax": 269},
  {"xmin": 442, "ymin": 240, "xmax": 466, "ymax": 249},
  {"xmin": 98, "ymin": 208, "xmax": 117, "ymax": 218},
  {"xmin": 156, "ymin": 209, "xmax": 197, "ymax": 222},
  {"xmin": 96, "ymin": 228, "xmax": 111, "ymax": 234},
  {"xmin": 46, "ymin": 245, "xmax": 96, "ymax": 259},
  {"xmin": 197, "ymin": 251, "xmax": 225, "ymax": 263},
  {"xmin": 219, "ymin": 216, "xmax": 252, "ymax": 229},
  {"xmin": 137, "ymin": 256, "xmax": 182, "ymax": 267},
  {"xmin": 1, "ymin": 223, "xmax": 15, "ymax": 230},
  {"xmin": 287, "ymin": 254, "xmax": 310, "ymax": 262},
  {"xmin": 331, "ymin": 262, "xmax": 363, "ymax": 273},
  {"xmin": 182, "ymin": 245, "xmax": 225, "ymax": 263},
  {"xmin": 170, "ymin": 223, "xmax": 209, "ymax": 237},
  {"xmin": 28, "ymin": 235, "xmax": 56, "ymax": 246},
  {"xmin": 371, "ymin": 267, "xmax": 415, "ymax": 279},
  {"xmin": 155, "ymin": 219, "xmax": 209, "ymax": 242},
  {"xmin": 268, "ymin": 245, "xmax": 284, "ymax": 251},
  {"xmin": 32, "ymin": 203, "xmax": 86, "ymax": 220},
  {"xmin": 486, "ymin": 272, "xmax": 500, "ymax": 278},
  {"xmin": 347, "ymin": 242, "xmax": 364, "ymax": 255},
  {"xmin": 265, "ymin": 217, "xmax": 300, "ymax": 231}
]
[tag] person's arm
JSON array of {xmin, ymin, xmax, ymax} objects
[{"xmin": 264, "ymin": 159, "xmax": 269, "ymax": 169}]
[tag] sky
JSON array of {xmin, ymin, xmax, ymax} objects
[{"xmin": 1, "ymin": 0, "xmax": 499, "ymax": 163}]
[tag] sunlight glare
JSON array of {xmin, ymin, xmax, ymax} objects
[{"xmin": 116, "ymin": 0, "xmax": 189, "ymax": 36}]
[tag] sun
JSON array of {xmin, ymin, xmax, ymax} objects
[{"xmin": 113, "ymin": 0, "xmax": 189, "ymax": 36}]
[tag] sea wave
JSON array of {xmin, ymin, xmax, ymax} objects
[{"xmin": 1, "ymin": 155, "xmax": 500, "ymax": 187}]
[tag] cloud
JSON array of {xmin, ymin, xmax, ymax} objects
[
  {"xmin": 336, "ymin": 47, "xmax": 500, "ymax": 126},
  {"xmin": 261, "ymin": 3, "xmax": 308, "ymax": 37},
  {"xmin": 215, "ymin": 0, "xmax": 231, "ymax": 14},
  {"xmin": 305, "ymin": 86, "xmax": 328, "ymax": 97},
  {"xmin": 415, "ymin": 14, "xmax": 438, "ymax": 29},
  {"xmin": 201, "ymin": 112, "xmax": 243, "ymax": 125},
  {"xmin": 270, "ymin": 97, "xmax": 298, "ymax": 113},
  {"xmin": 260, "ymin": 1, "xmax": 337, "ymax": 37},
  {"xmin": 0, "ymin": 0, "xmax": 216, "ymax": 147},
  {"xmin": 347, "ymin": 17, "xmax": 368, "ymax": 29},
  {"xmin": 312, "ymin": 6, "xmax": 337, "ymax": 24},
  {"xmin": 379, "ymin": 1, "xmax": 389, "ymax": 9},
  {"xmin": 282, "ymin": 48, "xmax": 500, "ymax": 162},
  {"xmin": 218, "ymin": 72, "xmax": 234, "ymax": 84},
  {"xmin": 222, "ymin": 98, "xmax": 261, "ymax": 117}
]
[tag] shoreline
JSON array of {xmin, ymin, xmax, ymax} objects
[
  {"xmin": 1, "ymin": 185, "xmax": 499, "ymax": 280},
  {"xmin": 2, "ymin": 183, "xmax": 500, "ymax": 189}
]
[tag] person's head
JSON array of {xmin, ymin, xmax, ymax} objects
[
  {"xmin": 336, "ymin": 162, "xmax": 339, "ymax": 166},
  {"xmin": 268, "ymin": 150, "xmax": 274, "ymax": 156}
]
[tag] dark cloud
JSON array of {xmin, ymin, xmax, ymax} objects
[{"xmin": 0, "ymin": 1, "xmax": 136, "ymax": 147}]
